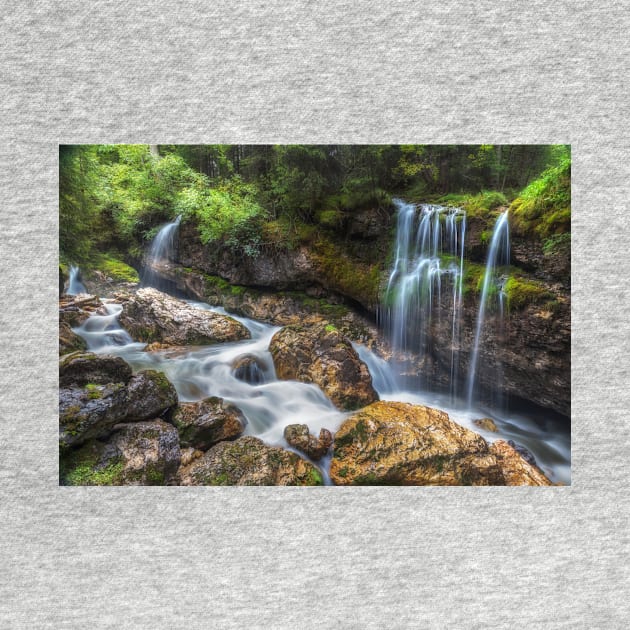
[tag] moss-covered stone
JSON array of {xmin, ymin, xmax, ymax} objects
[
  {"xmin": 504, "ymin": 276, "xmax": 553, "ymax": 310},
  {"xmin": 177, "ymin": 436, "xmax": 323, "ymax": 486},
  {"xmin": 94, "ymin": 255, "xmax": 140, "ymax": 283}
]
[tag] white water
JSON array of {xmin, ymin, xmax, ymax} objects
[
  {"xmin": 66, "ymin": 265, "xmax": 87, "ymax": 295},
  {"xmin": 72, "ymin": 297, "xmax": 570, "ymax": 484},
  {"xmin": 142, "ymin": 216, "xmax": 181, "ymax": 287},
  {"xmin": 381, "ymin": 199, "xmax": 466, "ymax": 396},
  {"xmin": 466, "ymin": 211, "xmax": 510, "ymax": 407}
]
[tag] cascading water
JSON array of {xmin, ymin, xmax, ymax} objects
[
  {"xmin": 142, "ymin": 215, "xmax": 182, "ymax": 288},
  {"xmin": 66, "ymin": 265, "xmax": 87, "ymax": 295},
  {"xmin": 71, "ymin": 293, "xmax": 569, "ymax": 484},
  {"xmin": 381, "ymin": 199, "xmax": 466, "ymax": 395},
  {"xmin": 466, "ymin": 210, "xmax": 510, "ymax": 407},
  {"xmin": 66, "ymin": 202, "xmax": 569, "ymax": 484}
]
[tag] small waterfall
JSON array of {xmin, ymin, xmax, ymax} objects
[
  {"xmin": 381, "ymin": 199, "xmax": 466, "ymax": 394},
  {"xmin": 67, "ymin": 265, "xmax": 87, "ymax": 295},
  {"xmin": 466, "ymin": 211, "xmax": 510, "ymax": 407},
  {"xmin": 142, "ymin": 215, "xmax": 181, "ymax": 288}
]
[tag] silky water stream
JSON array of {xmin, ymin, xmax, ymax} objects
[{"xmin": 74, "ymin": 297, "xmax": 570, "ymax": 484}]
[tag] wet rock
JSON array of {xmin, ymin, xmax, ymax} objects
[
  {"xmin": 232, "ymin": 354, "xmax": 267, "ymax": 384},
  {"xmin": 124, "ymin": 370, "xmax": 178, "ymax": 421},
  {"xmin": 490, "ymin": 440, "xmax": 551, "ymax": 486},
  {"xmin": 473, "ymin": 418, "xmax": 498, "ymax": 432},
  {"xmin": 284, "ymin": 424, "xmax": 333, "ymax": 460},
  {"xmin": 269, "ymin": 323, "xmax": 378, "ymax": 410},
  {"xmin": 59, "ymin": 352, "xmax": 133, "ymax": 388},
  {"xmin": 60, "ymin": 420, "xmax": 181, "ymax": 486},
  {"xmin": 118, "ymin": 287, "xmax": 250, "ymax": 346},
  {"xmin": 59, "ymin": 354, "xmax": 178, "ymax": 448},
  {"xmin": 59, "ymin": 382, "xmax": 129, "ymax": 449},
  {"xmin": 59, "ymin": 294, "xmax": 102, "ymax": 327},
  {"xmin": 507, "ymin": 439, "xmax": 538, "ymax": 467},
  {"xmin": 330, "ymin": 401, "xmax": 505, "ymax": 486},
  {"xmin": 59, "ymin": 321, "xmax": 87, "ymax": 355},
  {"xmin": 173, "ymin": 397, "xmax": 245, "ymax": 451},
  {"xmin": 177, "ymin": 436, "xmax": 323, "ymax": 486}
]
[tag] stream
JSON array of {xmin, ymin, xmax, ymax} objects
[{"xmin": 74, "ymin": 296, "xmax": 571, "ymax": 485}]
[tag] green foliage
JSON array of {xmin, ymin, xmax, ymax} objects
[
  {"xmin": 437, "ymin": 190, "xmax": 508, "ymax": 218},
  {"xmin": 59, "ymin": 145, "xmax": 102, "ymax": 264},
  {"xmin": 176, "ymin": 176, "xmax": 267, "ymax": 255},
  {"xmin": 510, "ymin": 158, "xmax": 571, "ymax": 238}
]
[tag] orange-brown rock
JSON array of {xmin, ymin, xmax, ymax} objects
[
  {"xmin": 473, "ymin": 417, "xmax": 498, "ymax": 432},
  {"xmin": 489, "ymin": 440, "xmax": 552, "ymax": 486},
  {"xmin": 330, "ymin": 401, "xmax": 505, "ymax": 485},
  {"xmin": 269, "ymin": 323, "xmax": 378, "ymax": 410}
]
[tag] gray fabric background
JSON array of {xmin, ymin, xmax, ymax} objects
[{"xmin": 0, "ymin": 1, "xmax": 627, "ymax": 627}]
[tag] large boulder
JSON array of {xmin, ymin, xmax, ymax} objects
[
  {"xmin": 284, "ymin": 424, "xmax": 333, "ymax": 461},
  {"xmin": 177, "ymin": 436, "xmax": 324, "ymax": 486},
  {"xmin": 59, "ymin": 352, "xmax": 133, "ymax": 387},
  {"xmin": 60, "ymin": 420, "xmax": 181, "ymax": 486},
  {"xmin": 124, "ymin": 370, "xmax": 178, "ymax": 421},
  {"xmin": 489, "ymin": 440, "xmax": 552, "ymax": 486},
  {"xmin": 173, "ymin": 397, "xmax": 246, "ymax": 451},
  {"xmin": 117, "ymin": 287, "xmax": 250, "ymax": 346},
  {"xmin": 330, "ymin": 401, "xmax": 505, "ymax": 486},
  {"xmin": 269, "ymin": 323, "xmax": 378, "ymax": 410},
  {"xmin": 59, "ymin": 354, "xmax": 178, "ymax": 448},
  {"xmin": 59, "ymin": 381, "xmax": 130, "ymax": 449}
]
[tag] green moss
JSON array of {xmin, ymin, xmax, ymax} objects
[
  {"xmin": 312, "ymin": 235, "xmax": 381, "ymax": 306},
  {"xmin": 93, "ymin": 255, "xmax": 140, "ymax": 283},
  {"xmin": 337, "ymin": 466, "xmax": 349, "ymax": 478},
  {"xmin": 504, "ymin": 276, "xmax": 553, "ymax": 310},
  {"xmin": 208, "ymin": 472, "xmax": 231, "ymax": 486},
  {"xmin": 462, "ymin": 262, "xmax": 487, "ymax": 296},
  {"xmin": 306, "ymin": 468, "xmax": 324, "ymax": 486},
  {"xmin": 85, "ymin": 383, "xmax": 102, "ymax": 400},
  {"xmin": 62, "ymin": 447, "xmax": 125, "ymax": 486},
  {"xmin": 324, "ymin": 324, "xmax": 337, "ymax": 333}
]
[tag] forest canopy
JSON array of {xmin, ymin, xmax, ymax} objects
[{"xmin": 59, "ymin": 144, "xmax": 570, "ymax": 265}]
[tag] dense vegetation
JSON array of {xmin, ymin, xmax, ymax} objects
[{"xmin": 60, "ymin": 144, "xmax": 570, "ymax": 270}]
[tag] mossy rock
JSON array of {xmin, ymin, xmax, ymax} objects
[
  {"xmin": 60, "ymin": 420, "xmax": 181, "ymax": 486},
  {"xmin": 504, "ymin": 276, "xmax": 553, "ymax": 310},
  {"xmin": 178, "ymin": 436, "xmax": 323, "ymax": 486}
]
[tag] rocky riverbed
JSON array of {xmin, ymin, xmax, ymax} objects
[{"xmin": 59, "ymin": 285, "xmax": 568, "ymax": 485}]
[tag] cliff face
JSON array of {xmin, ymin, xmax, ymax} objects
[{"xmin": 172, "ymin": 211, "xmax": 570, "ymax": 417}]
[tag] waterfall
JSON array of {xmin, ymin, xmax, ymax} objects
[
  {"xmin": 67, "ymin": 265, "xmax": 87, "ymax": 295},
  {"xmin": 142, "ymin": 215, "xmax": 181, "ymax": 287},
  {"xmin": 466, "ymin": 211, "xmax": 510, "ymax": 407},
  {"xmin": 381, "ymin": 199, "xmax": 466, "ymax": 394}
]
